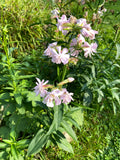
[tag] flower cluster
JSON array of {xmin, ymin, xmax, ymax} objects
[
  {"xmin": 44, "ymin": 14, "xmax": 98, "ymax": 63},
  {"xmin": 34, "ymin": 78, "xmax": 74, "ymax": 107}
]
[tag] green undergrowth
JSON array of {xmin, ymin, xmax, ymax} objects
[{"xmin": 44, "ymin": 110, "xmax": 120, "ymax": 160}]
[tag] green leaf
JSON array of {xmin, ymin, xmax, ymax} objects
[
  {"xmin": 64, "ymin": 116, "xmax": 81, "ymax": 131},
  {"xmin": 0, "ymin": 142, "xmax": 8, "ymax": 149},
  {"xmin": 56, "ymin": 136, "xmax": 74, "ymax": 153},
  {"xmin": 27, "ymin": 129, "xmax": 49, "ymax": 156},
  {"xmin": 61, "ymin": 120, "xmax": 77, "ymax": 142},
  {"xmin": 11, "ymin": 144, "xmax": 18, "ymax": 160},
  {"xmin": 91, "ymin": 65, "xmax": 96, "ymax": 78},
  {"xmin": 2, "ymin": 139, "xmax": 12, "ymax": 145},
  {"xmin": 16, "ymin": 139, "xmax": 30, "ymax": 149},
  {"xmin": 111, "ymin": 88, "xmax": 120, "ymax": 104},
  {"xmin": 14, "ymin": 93, "xmax": 23, "ymax": 105},
  {"xmin": 116, "ymin": 43, "xmax": 120, "ymax": 59},
  {"xmin": 16, "ymin": 75, "xmax": 36, "ymax": 80},
  {"xmin": 27, "ymin": 91, "xmax": 41, "ymax": 107},
  {"xmin": 0, "ymin": 93, "xmax": 11, "ymax": 100},
  {"xmin": 53, "ymin": 104, "xmax": 63, "ymax": 130},
  {"xmin": 0, "ymin": 150, "xmax": 8, "ymax": 160},
  {"xmin": 112, "ymin": 102, "xmax": 117, "ymax": 115},
  {"xmin": 110, "ymin": 79, "xmax": 120, "ymax": 85},
  {"xmin": 83, "ymin": 89, "xmax": 93, "ymax": 106}
]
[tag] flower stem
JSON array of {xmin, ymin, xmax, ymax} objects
[{"xmin": 61, "ymin": 65, "xmax": 67, "ymax": 81}]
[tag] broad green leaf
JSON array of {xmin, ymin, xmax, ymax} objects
[
  {"xmin": 16, "ymin": 139, "xmax": 30, "ymax": 149},
  {"xmin": 83, "ymin": 89, "xmax": 93, "ymax": 106},
  {"xmin": 64, "ymin": 116, "xmax": 81, "ymax": 131},
  {"xmin": 14, "ymin": 93, "xmax": 23, "ymax": 105},
  {"xmin": 27, "ymin": 91, "xmax": 41, "ymax": 107},
  {"xmin": 11, "ymin": 144, "xmax": 18, "ymax": 160},
  {"xmin": 0, "ymin": 150, "xmax": 8, "ymax": 160},
  {"xmin": 111, "ymin": 88, "xmax": 120, "ymax": 104},
  {"xmin": 52, "ymin": 131, "xmax": 74, "ymax": 153},
  {"xmin": 61, "ymin": 120, "xmax": 77, "ymax": 142},
  {"xmin": 27, "ymin": 129, "xmax": 49, "ymax": 156},
  {"xmin": 2, "ymin": 139, "xmax": 12, "ymax": 145},
  {"xmin": 53, "ymin": 104, "xmax": 63, "ymax": 130},
  {"xmin": 0, "ymin": 142, "xmax": 8, "ymax": 149},
  {"xmin": 0, "ymin": 93, "xmax": 11, "ymax": 100},
  {"xmin": 116, "ymin": 43, "xmax": 120, "ymax": 59},
  {"xmin": 110, "ymin": 79, "xmax": 120, "ymax": 85},
  {"xmin": 56, "ymin": 137, "xmax": 74, "ymax": 153}
]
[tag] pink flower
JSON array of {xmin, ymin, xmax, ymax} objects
[
  {"xmin": 77, "ymin": 34, "xmax": 85, "ymax": 45},
  {"xmin": 76, "ymin": 18, "xmax": 87, "ymax": 28},
  {"xmin": 60, "ymin": 88, "xmax": 74, "ymax": 104},
  {"xmin": 81, "ymin": 28, "xmax": 98, "ymax": 40},
  {"xmin": 82, "ymin": 42, "xmax": 98, "ymax": 58},
  {"xmin": 44, "ymin": 42, "xmax": 57, "ymax": 57},
  {"xmin": 51, "ymin": 9, "xmax": 59, "ymax": 18},
  {"xmin": 69, "ymin": 47, "xmax": 81, "ymax": 57},
  {"xmin": 34, "ymin": 78, "xmax": 49, "ymax": 97},
  {"xmin": 43, "ymin": 89, "xmax": 62, "ymax": 107},
  {"xmin": 56, "ymin": 15, "xmax": 69, "ymax": 35},
  {"xmin": 51, "ymin": 46, "xmax": 70, "ymax": 65},
  {"xmin": 70, "ymin": 34, "xmax": 85, "ymax": 47},
  {"xmin": 70, "ymin": 38, "xmax": 77, "ymax": 47}
]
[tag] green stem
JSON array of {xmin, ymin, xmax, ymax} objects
[
  {"xmin": 61, "ymin": 65, "xmax": 67, "ymax": 81},
  {"xmin": 57, "ymin": 65, "xmax": 60, "ymax": 82}
]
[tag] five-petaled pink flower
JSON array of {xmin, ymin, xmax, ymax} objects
[
  {"xmin": 43, "ymin": 89, "xmax": 62, "ymax": 107},
  {"xmin": 81, "ymin": 28, "xmax": 98, "ymax": 40},
  {"xmin": 34, "ymin": 78, "xmax": 49, "ymax": 97},
  {"xmin": 56, "ymin": 15, "xmax": 69, "ymax": 35},
  {"xmin": 51, "ymin": 46, "xmax": 70, "ymax": 64},
  {"xmin": 44, "ymin": 42, "xmax": 57, "ymax": 57},
  {"xmin": 82, "ymin": 42, "xmax": 98, "ymax": 58},
  {"xmin": 60, "ymin": 88, "xmax": 74, "ymax": 104}
]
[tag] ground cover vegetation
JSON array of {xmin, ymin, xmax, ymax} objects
[{"xmin": 0, "ymin": 0, "xmax": 120, "ymax": 159}]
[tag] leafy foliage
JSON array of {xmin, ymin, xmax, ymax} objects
[{"xmin": 0, "ymin": 0, "xmax": 120, "ymax": 159}]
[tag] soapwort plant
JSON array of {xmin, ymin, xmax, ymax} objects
[{"xmin": 27, "ymin": 13, "xmax": 99, "ymax": 156}]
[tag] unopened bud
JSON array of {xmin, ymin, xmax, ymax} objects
[{"xmin": 68, "ymin": 77, "xmax": 75, "ymax": 82}]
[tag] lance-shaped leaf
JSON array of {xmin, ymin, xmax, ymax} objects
[
  {"xmin": 27, "ymin": 129, "xmax": 49, "ymax": 156},
  {"xmin": 116, "ymin": 43, "xmax": 120, "ymax": 59},
  {"xmin": 61, "ymin": 120, "xmax": 77, "ymax": 142}
]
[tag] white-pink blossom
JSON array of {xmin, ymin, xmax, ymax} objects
[
  {"xmin": 60, "ymin": 88, "xmax": 74, "ymax": 104},
  {"xmin": 76, "ymin": 18, "xmax": 87, "ymax": 28},
  {"xmin": 34, "ymin": 78, "xmax": 49, "ymax": 97},
  {"xmin": 56, "ymin": 15, "xmax": 69, "ymax": 35},
  {"xmin": 43, "ymin": 89, "xmax": 62, "ymax": 107},
  {"xmin": 81, "ymin": 28, "xmax": 98, "ymax": 40},
  {"xmin": 82, "ymin": 42, "xmax": 98, "ymax": 58},
  {"xmin": 77, "ymin": 34, "xmax": 85, "ymax": 45},
  {"xmin": 51, "ymin": 9, "xmax": 59, "ymax": 18},
  {"xmin": 44, "ymin": 42, "xmax": 57, "ymax": 57},
  {"xmin": 70, "ymin": 38, "xmax": 77, "ymax": 47},
  {"xmin": 51, "ymin": 46, "xmax": 70, "ymax": 65}
]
